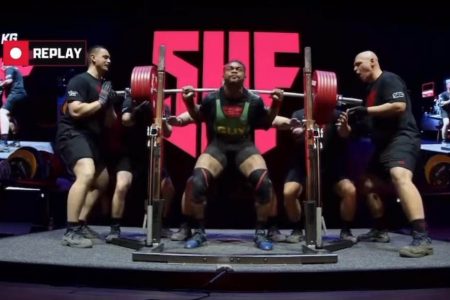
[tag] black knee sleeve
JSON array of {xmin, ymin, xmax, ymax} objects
[
  {"xmin": 191, "ymin": 168, "xmax": 212, "ymax": 204},
  {"xmin": 248, "ymin": 169, "xmax": 273, "ymax": 204}
]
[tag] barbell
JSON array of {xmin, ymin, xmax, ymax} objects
[{"xmin": 117, "ymin": 65, "xmax": 363, "ymax": 126}]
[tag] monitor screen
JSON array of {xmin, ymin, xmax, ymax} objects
[{"xmin": 422, "ymin": 82, "xmax": 435, "ymax": 98}]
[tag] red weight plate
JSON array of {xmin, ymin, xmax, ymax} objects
[
  {"xmin": 130, "ymin": 66, "xmax": 157, "ymax": 103},
  {"xmin": 312, "ymin": 70, "xmax": 337, "ymax": 126}
]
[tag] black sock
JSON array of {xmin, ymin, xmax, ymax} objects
[
  {"xmin": 98, "ymin": 214, "xmax": 109, "ymax": 225},
  {"xmin": 110, "ymin": 218, "xmax": 121, "ymax": 227},
  {"xmin": 374, "ymin": 217, "xmax": 387, "ymax": 231},
  {"xmin": 255, "ymin": 221, "xmax": 267, "ymax": 231},
  {"xmin": 187, "ymin": 217, "xmax": 195, "ymax": 228},
  {"xmin": 267, "ymin": 217, "xmax": 278, "ymax": 229},
  {"xmin": 291, "ymin": 220, "xmax": 303, "ymax": 231},
  {"xmin": 1, "ymin": 134, "xmax": 8, "ymax": 142},
  {"xmin": 177, "ymin": 217, "xmax": 189, "ymax": 229},
  {"xmin": 67, "ymin": 221, "xmax": 79, "ymax": 231},
  {"xmin": 78, "ymin": 220, "xmax": 87, "ymax": 226},
  {"xmin": 341, "ymin": 221, "xmax": 352, "ymax": 231},
  {"xmin": 162, "ymin": 217, "xmax": 170, "ymax": 228},
  {"xmin": 190, "ymin": 218, "xmax": 205, "ymax": 231},
  {"xmin": 411, "ymin": 219, "xmax": 427, "ymax": 233}
]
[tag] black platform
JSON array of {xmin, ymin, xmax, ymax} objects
[{"xmin": 0, "ymin": 227, "xmax": 449, "ymax": 292}]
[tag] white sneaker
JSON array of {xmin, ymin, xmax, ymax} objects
[{"xmin": 61, "ymin": 230, "xmax": 93, "ymax": 248}]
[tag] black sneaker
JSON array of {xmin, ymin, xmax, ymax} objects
[
  {"xmin": 357, "ymin": 228, "xmax": 390, "ymax": 243},
  {"xmin": 105, "ymin": 225, "xmax": 121, "ymax": 243},
  {"xmin": 340, "ymin": 229, "xmax": 358, "ymax": 244},
  {"xmin": 267, "ymin": 226, "xmax": 287, "ymax": 242},
  {"xmin": 61, "ymin": 229, "xmax": 93, "ymax": 248},
  {"xmin": 184, "ymin": 229, "xmax": 207, "ymax": 249},
  {"xmin": 161, "ymin": 227, "xmax": 173, "ymax": 238},
  {"xmin": 254, "ymin": 229, "xmax": 273, "ymax": 251},
  {"xmin": 171, "ymin": 223, "xmax": 192, "ymax": 241},
  {"xmin": 285, "ymin": 229, "xmax": 304, "ymax": 243},
  {"xmin": 399, "ymin": 231, "xmax": 433, "ymax": 258}
]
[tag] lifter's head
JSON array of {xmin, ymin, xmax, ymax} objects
[{"xmin": 223, "ymin": 60, "xmax": 246, "ymax": 87}]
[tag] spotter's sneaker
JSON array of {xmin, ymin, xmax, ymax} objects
[
  {"xmin": 267, "ymin": 226, "xmax": 287, "ymax": 242},
  {"xmin": 340, "ymin": 229, "xmax": 358, "ymax": 244},
  {"xmin": 399, "ymin": 231, "xmax": 433, "ymax": 258},
  {"xmin": 61, "ymin": 230, "xmax": 93, "ymax": 248},
  {"xmin": 105, "ymin": 226, "xmax": 121, "ymax": 243},
  {"xmin": 285, "ymin": 229, "xmax": 304, "ymax": 243},
  {"xmin": 357, "ymin": 228, "xmax": 390, "ymax": 243},
  {"xmin": 171, "ymin": 223, "xmax": 192, "ymax": 241},
  {"xmin": 79, "ymin": 224, "xmax": 103, "ymax": 241}
]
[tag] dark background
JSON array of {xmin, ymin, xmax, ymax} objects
[{"xmin": 1, "ymin": 0, "xmax": 449, "ymax": 229}]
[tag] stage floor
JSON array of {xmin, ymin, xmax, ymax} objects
[
  {"xmin": 421, "ymin": 142, "xmax": 450, "ymax": 154},
  {"xmin": 1, "ymin": 227, "xmax": 449, "ymax": 271},
  {"xmin": 0, "ymin": 227, "xmax": 449, "ymax": 291}
]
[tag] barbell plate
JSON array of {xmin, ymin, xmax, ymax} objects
[
  {"xmin": 130, "ymin": 66, "xmax": 157, "ymax": 103},
  {"xmin": 312, "ymin": 70, "xmax": 338, "ymax": 126},
  {"xmin": 7, "ymin": 146, "xmax": 38, "ymax": 179},
  {"xmin": 424, "ymin": 154, "xmax": 450, "ymax": 185},
  {"xmin": 130, "ymin": 66, "xmax": 141, "ymax": 100}
]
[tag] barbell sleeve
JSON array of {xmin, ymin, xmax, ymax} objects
[
  {"xmin": 250, "ymin": 90, "xmax": 303, "ymax": 98},
  {"xmin": 337, "ymin": 96, "xmax": 363, "ymax": 105}
]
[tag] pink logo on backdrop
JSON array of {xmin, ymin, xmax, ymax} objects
[{"xmin": 153, "ymin": 31, "xmax": 301, "ymax": 157}]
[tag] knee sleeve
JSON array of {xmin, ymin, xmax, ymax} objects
[
  {"xmin": 248, "ymin": 169, "xmax": 273, "ymax": 204},
  {"xmin": 191, "ymin": 168, "xmax": 212, "ymax": 204}
]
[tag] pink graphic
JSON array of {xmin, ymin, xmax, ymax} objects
[
  {"xmin": 153, "ymin": 31, "xmax": 200, "ymax": 157},
  {"xmin": 153, "ymin": 31, "xmax": 301, "ymax": 157},
  {"xmin": 254, "ymin": 32, "xmax": 301, "ymax": 153},
  {"xmin": 201, "ymin": 31, "xmax": 225, "ymax": 151}
]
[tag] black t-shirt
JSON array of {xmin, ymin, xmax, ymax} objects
[
  {"xmin": 57, "ymin": 72, "xmax": 107, "ymax": 137},
  {"xmin": 291, "ymin": 109, "xmax": 349, "ymax": 172},
  {"xmin": 121, "ymin": 98, "xmax": 170, "ymax": 161},
  {"xmin": 363, "ymin": 71, "xmax": 420, "ymax": 146},
  {"xmin": 199, "ymin": 87, "xmax": 271, "ymax": 143},
  {"xmin": 4, "ymin": 67, "xmax": 26, "ymax": 96}
]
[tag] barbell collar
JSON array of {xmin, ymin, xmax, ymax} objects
[{"xmin": 164, "ymin": 88, "xmax": 216, "ymax": 94}]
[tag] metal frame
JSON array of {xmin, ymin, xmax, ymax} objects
[
  {"xmin": 110, "ymin": 46, "xmax": 168, "ymax": 250},
  {"xmin": 302, "ymin": 47, "xmax": 354, "ymax": 254},
  {"xmin": 128, "ymin": 46, "xmax": 352, "ymax": 265}
]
